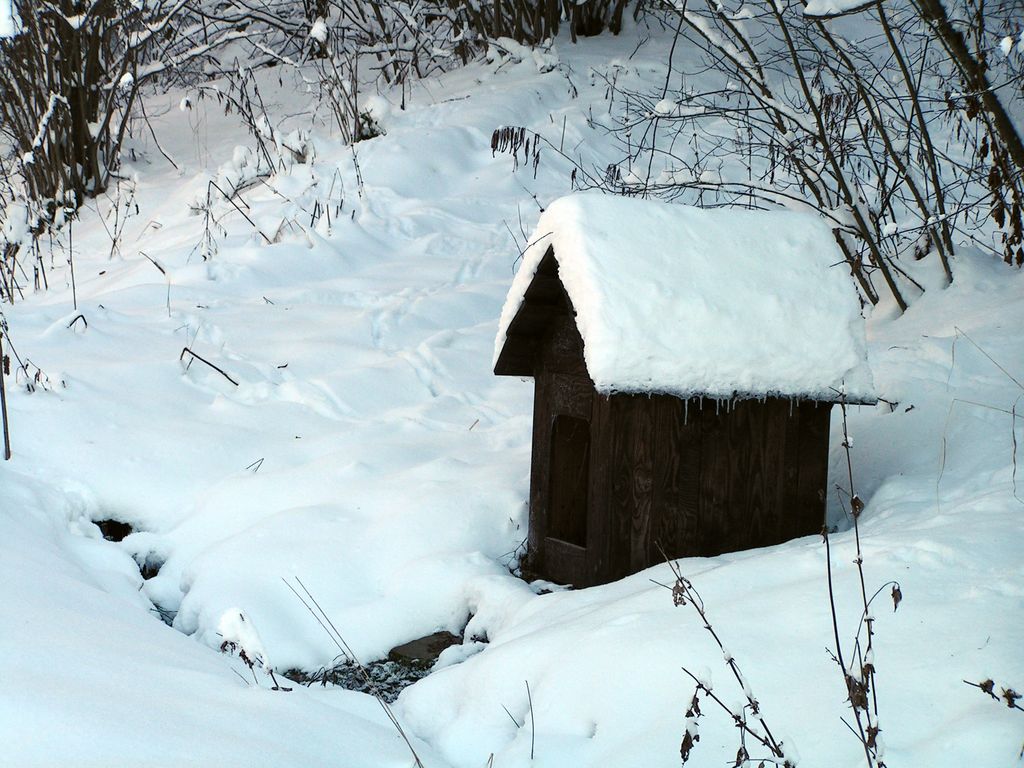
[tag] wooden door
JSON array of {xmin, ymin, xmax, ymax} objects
[{"xmin": 542, "ymin": 372, "xmax": 592, "ymax": 586}]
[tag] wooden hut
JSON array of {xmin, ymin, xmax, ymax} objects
[{"xmin": 494, "ymin": 194, "xmax": 874, "ymax": 588}]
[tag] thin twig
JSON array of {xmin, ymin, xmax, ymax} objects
[
  {"xmin": 0, "ymin": 330, "xmax": 10, "ymax": 460},
  {"xmin": 140, "ymin": 252, "xmax": 171, "ymax": 317},
  {"xmin": 832, "ymin": 395, "xmax": 890, "ymax": 767},
  {"xmin": 180, "ymin": 347, "xmax": 239, "ymax": 386},
  {"xmin": 526, "ymin": 680, "xmax": 536, "ymax": 761},
  {"xmin": 282, "ymin": 577, "xmax": 426, "ymax": 768},
  {"xmin": 952, "ymin": 326, "xmax": 1024, "ymax": 391},
  {"xmin": 660, "ymin": 548, "xmax": 790, "ymax": 764},
  {"xmin": 207, "ymin": 180, "xmax": 273, "ymax": 245}
]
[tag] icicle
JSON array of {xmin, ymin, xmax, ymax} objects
[{"xmin": 684, "ymin": 397, "xmax": 689, "ymax": 425}]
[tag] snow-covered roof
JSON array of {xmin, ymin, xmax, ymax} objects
[{"xmin": 494, "ymin": 193, "xmax": 874, "ymax": 402}]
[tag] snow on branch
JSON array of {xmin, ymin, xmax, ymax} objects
[{"xmin": 23, "ymin": 93, "xmax": 69, "ymax": 163}]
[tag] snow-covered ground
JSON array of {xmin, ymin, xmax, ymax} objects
[{"xmin": 1, "ymin": 23, "xmax": 1022, "ymax": 768}]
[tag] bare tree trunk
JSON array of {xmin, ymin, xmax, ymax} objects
[
  {"xmin": 767, "ymin": 1, "xmax": 909, "ymax": 310},
  {"xmin": 913, "ymin": 0, "xmax": 1024, "ymax": 173}
]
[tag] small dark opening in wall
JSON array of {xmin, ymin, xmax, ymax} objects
[
  {"xmin": 139, "ymin": 556, "xmax": 163, "ymax": 580},
  {"xmin": 95, "ymin": 519, "xmax": 133, "ymax": 542},
  {"xmin": 549, "ymin": 414, "xmax": 590, "ymax": 547}
]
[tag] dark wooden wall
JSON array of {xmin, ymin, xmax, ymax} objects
[
  {"xmin": 527, "ymin": 312, "xmax": 593, "ymax": 586},
  {"xmin": 527, "ymin": 315, "xmax": 832, "ymax": 588},
  {"xmin": 595, "ymin": 392, "xmax": 831, "ymax": 584},
  {"xmin": 507, "ymin": 248, "xmax": 834, "ymax": 588}
]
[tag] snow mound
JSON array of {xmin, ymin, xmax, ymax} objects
[
  {"xmin": 217, "ymin": 607, "xmax": 270, "ymax": 668},
  {"xmin": 495, "ymin": 193, "xmax": 874, "ymax": 402}
]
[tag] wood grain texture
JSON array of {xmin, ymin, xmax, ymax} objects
[
  {"xmin": 505, "ymin": 302, "xmax": 565, "ymax": 339},
  {"xmin": 780, "ymin": 399, "xmax": 803, "ymax": 541},
  {"xmin": 586, "ymin": 393, "xmax": 612, "ymax": 586},
  {"xmin": 542, "ymin": 315, "xmax": 589, "ymax": 377},
  {"xmin": 607, "ymin": 397, "xmax": 636, "ymax": 580},
  {"xmin": 796, "ymin": 402, "xmax": 832, "ymax": 535},
  {"xmin": 651, "ymin": 396, "xmax": 701, "ymax": 563},
  {"xmin": 725, "ymin": 400, "xmax": 753, "ymax": 552},
  {"xmin": 627, "ymin": 399, "xmax": 655, "ymax": 573},
  {"xmin": 759, "ymin": 400, "xmax": 787, "ymax": 544},
  {"xmin": 697, "ymin": 400, "xmax": 730, "ymax": 556},
  {"xmin": 548, "ymin": 414, "xmax": 590, "ymax": 547},
  {"xmin": 549, "ymin": 373, "xmax": 592, "ymax": 418},
  {"xmin": 543, "ymin": 537, "xmax": 587, "ymax": 587},
  {"xmin": 527, "ymin": 366, "xmax": 550, "ymax": 568}
]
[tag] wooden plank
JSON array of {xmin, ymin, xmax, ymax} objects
[
  {"xmin": 549, "ymin": 373, "xmax": 592, "ymax": 419},
  {"xmin": 795, "ymin": 401, "xmax": 832, "ymax": 537},
  {"xmin": 542, "ymin": 537, "xmax": 587, "ymax": 587},
  {"xmin": 651, "ymin": 396, "xmax": 701, "ymax": 563},
  {"xmin": 586, "ymin": 393, "xmax": 612, "ymax": 586},
  {"xmin": 542, "ymin": 315, "xmax": 589, "ymax": 377},
  {"xmin": 698, "ymin": 399, "xmax": 731, "ymax": 556},
  {"xmin": 756, "ymin": 400, "xmax": 786, "ymax": 545},
  {"xmin": 527, "ymin": 369, "xmax": 551, "ymax": 569},
  {"xmin": 724, "ymin": 399, "xmax": 753, "ymax": 552},
  {"xmin": 779, "ymin": 398, "xmax": 804, "ymax": 540},
  {"xmin": 628, "ymin": 398, "xmax": 655, "ymax": 574},
  {"xmin": 678, "ymin": 402, "xmax": 702, "ymax": 556},
  {"xmin": 649, "ymin": 396, "xmax": 674, "ymax": 563},
  {"xmin": 493, "ymin": 336, "xmax": 537, "ymax": 376},
  {"xmin": 548, "ymin": 413, "xmax": 590, "ymax": 547},
  {"xmin": 505, "ymin": 302, "xmax": 566, "ymax": 339},
  {"xmin": 607, "ymin": 396, "xmax": 635, "ymax": 580},
  {"xmin": 740, "ymin": 401, "xmax": 766, "ymax": 549},
  {"xmin": 523, "ymin": 274, "xmax": 565, "ymax": 305}
]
